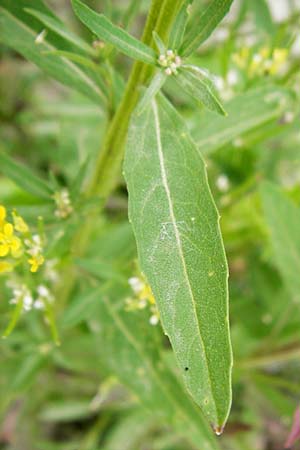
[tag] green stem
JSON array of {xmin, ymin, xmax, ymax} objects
[
  {"xmin": 87, "ymin": 0, "xmax": 184, "ymax": 198},
  {"xmin": 56, "ymin": 0, "xmax": 184, "ymax": 309}
]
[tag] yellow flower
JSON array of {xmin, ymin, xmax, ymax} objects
[
  {"xmin": 232, "ymin": 47, "xmax": 250, "ymax": 69},
  {"xmin": 12, "ymin": 212, "xmax": 29, "ymax": 234},
  {"xmin": 269, "ymin": 48, "xmax": 288, "ymax": 75},
  {"xmin": 28, "ymin": 254, "xmax": 45, "ymax": 273},
  {"xmin": 0, "ymin": 261, "xmax": 13, "ymax": 274},
  {"xmin": 0, "ymin": 205, "xmax": 6, "ymax": 228},
  {"xmin": 0, "ymin": 223, "xmax": 21, "ymax": 257},
  {"xmin": 139, "ymin": 284, "xmax": 155, "ymax": 305}
]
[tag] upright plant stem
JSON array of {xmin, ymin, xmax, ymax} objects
[
  {"xmin": 87, "ymin": 0, "xmax": 183, "ymax": 198},
  {"xmin": 56, "ymin": 0, "xmax": 184, "ymax": 310}
]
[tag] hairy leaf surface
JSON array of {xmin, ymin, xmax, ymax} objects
[
  {"xmin": 124, "ymin": 95, "xmax": 232, "ymax": 429},
  {"xmin": 177, "ymin": 66, "xmax": 226, "ymax": 115}
]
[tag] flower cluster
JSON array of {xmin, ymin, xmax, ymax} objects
[
  {"xmin": 0, "ymin": 205, "xmax": 44, "ymax": 274},
  {"xmin": 233, "ymin": 46, "xmax": 288, "ymax": 77},
  {"xmin": 125, "ymin": 276, "xmax": 159, "ymax": 325},
  {"xmin": 158, "ymin": 50, "xmax": 182, "ymax": 76},
  {"xmin": 8, "ymin": 281, "xmax": 54, "ymax": 313},
  {"xmin": 53, "ymin": 189, "xmax": 73, "ymax": 219}
]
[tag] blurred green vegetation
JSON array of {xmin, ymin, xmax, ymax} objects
[{"xmin": 0, "ymin": 0, "xmax": 300, "ymax": 449}]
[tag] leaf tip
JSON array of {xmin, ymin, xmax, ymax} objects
[{"xmin": 213, "ymin": 424, "xmax": 225, "ymax": 436}]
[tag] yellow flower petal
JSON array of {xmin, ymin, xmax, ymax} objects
[
  {"xmin": 3, "ymin": 223, "xmax": 14, "ymax": 237},
  {"xmin": 13, "ymin": 213, "xmax": 29, "ymax": 234},
  {"xmin": 28, "ymin": 255, "xmax": 45, "ymax": 273},
  {"xmin": 0, "ymin": 261, "xmax": 13, "ymax": 274},
  {"xmin": 0, "ymin": 205, "xmax": 6, "ymax": 223},
  {"xmin": 0, "ymin": 244, "xmax": 9, "ymax": 257},
  {"xmin": 10, "ymin": 236, "xmax": 21, "ymax": 252},
  {"xmin": 11, "ymin": 247, "xmax": 23, "ymax": 258}
]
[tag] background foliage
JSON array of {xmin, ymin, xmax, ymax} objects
[{"xmin": 0, "ymin": 0, "xmax": 300, "ymax": 449}]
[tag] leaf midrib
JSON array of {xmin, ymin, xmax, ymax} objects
[{"xmin": 151, "ymin": 99, "xmax": 217, "ymax": 419}]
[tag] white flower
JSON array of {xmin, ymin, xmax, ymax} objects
[
  {"xmin": 23, "ymin": 295, "xmax": 33, "ymax": 311},
  {"xmin": 227, "ymin": 69, "xmax": 239, "ymax": 86},
  {"xmin": 37, "ymin": 285, "xmax": 50, "ymax": 297},
  {"xmin": 158, "ymin": 49, "xmax": 182, "ymax": 75},
  {"xmin": 9, "ymin": 284, "xmax": 34, "ymax": 312},
  {"xmin": 34, "ymin": 300, "xmax": 44, "ymax": 310},
  {"xmin": 149, "ymin": 314, "xmax": 159, "ymax": 326},
  {"xmin": 36, "ymin": 284, "xmax": 54, "ymax": 305},
  {"xmin": 216, "ymin": 175, "xmax": 230, "ymax": 192},
  {"xmin": 128, "ymin": 277, "xmax": 144, "ymax": 294},
  {"xmin": 53, "ymin": 189, "xmax": 73, "ymax": 219}
]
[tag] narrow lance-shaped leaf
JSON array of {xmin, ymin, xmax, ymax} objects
[
  {"xmin": 24, "ymin": 8, "xmax": 95, "ymax": 55},
  {"xmin": 180, "ymin": 0, "xmax": 234, "ymax": 56},
  {"xmin": 0, "ymin": 151, "xmax": 52, "ymax": 199},
  {"xmin": 192, "ymin": 85, "xmax": 294, "ymax": 154},
  {"xmin": 176, "ymin": 65, "xmax": 226, "ymax": 116},
  {"xmin": 124, "ymin": 94, "xmax": 232, "ymax": 430},
  {"xmin": 168, "ymin": 0, "xmax": 192, "ymax": 50},
  {"xmin": 152, "ymin": 31, "xmax": 166, "ymax": 54},
  {"xmin": 0, "ymin": 7, "xmax": 106, "ymax": 104},
  {"xmin": 71, "ymin": 0, "xmax": 157, "ymax": 65}
]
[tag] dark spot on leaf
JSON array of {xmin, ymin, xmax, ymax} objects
[{"xmin": 184, "ymin": 367, "xmax": 189, "ymax": 371}]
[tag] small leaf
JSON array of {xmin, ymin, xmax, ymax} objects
[
  {"xmin": 180, "ymin": 0, "xmax": 234, "ymax": 56},
  {"xmin": 24, "ymin": 7, "xmax": 95, "ymax": 55},
  {"xmin": 168, "ymin": 0, "xmax": 192, "ymax": 50},
  {"xmin": 71, "ymin": 0, "xmax": 157, "ymax": 65},
  {"xmin": 152, "ymin": 31, "xmax": 166, "ymax": 54},
  {"xmin": 124, "ymin": 94, "xmax": 232, "ymax": 428},
  {"xmin": 0, "ymin": 151, "xmax": 53, "ymax": 199},
  {"xmin": 137, "ymin": 71, "xmax": 167, "ymax": 115},
  {"xmin": 176, "ymin": 66, "xmax": 226, "ymax": 115}
]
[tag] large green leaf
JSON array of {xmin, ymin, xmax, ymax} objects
[
  {"xmin": 192, "ymin": 86, "xmax": 293, "ymax": 154},
  {"xmin": 180, "ymin": 0, "xmax": 234, "ymax": 56},
  {"xmin": 261, "ymin": 182, "xmax": 300, "ymax": 303},
  {"xmin": 124, "ymin": 94, "xmax": 232, "ymax": 429},
  {"xmin": 71, "ymin": 0, "xmax": 156, "ymax": 65},
  {"xmin": 0, "ymin": 7, "xmax": 106, "ymax": 104}
]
